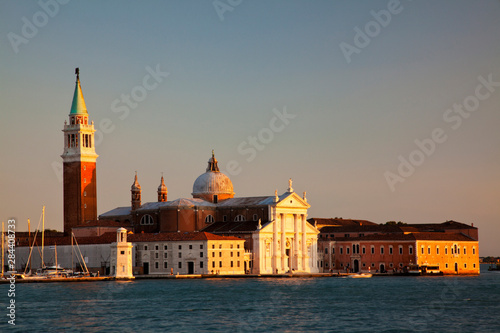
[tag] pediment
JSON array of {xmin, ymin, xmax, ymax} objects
[{"xmin": 276, "ymin": 192, "xmax": 310, "ymax": 208}]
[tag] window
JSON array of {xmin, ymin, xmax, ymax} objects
[
  {"xmin": 219, "ymin": 252, "xmax": 222, "ymax": 257},
  {"xmin": 179, "ymin": 245, "xmax": 182, "ymax": 250},
  {"xmin": 371, "ymin": 263, "xmax": 375, "ymax": 267},
  {"xmin": 223, "ymin": 215, "xmax": 227, "ymax": 222},
  {"xmin": 237, "ymin": 261, "xmax": 240, "ymax": 267},
  {"xmin": 473, "ymin": 247, "xmax": 476, "ymax": 255},
  {"xmin": 219, "ymin": 261, "xmax": 222, "ymax": 268},
  {"xmin": 234, "ymin": 215, "xmax": 245, "ymax": 222},
  {"xmin": 409, "ymin": 246, "xmax": 413, "ymax": 255},
  {"xmin": 140, "ymin": 215, "xmax": 154, "ymax": 225},
  {"xmin": 200, "ymin": 252, "xmax": 203, "ymax": 258},
  {"xmin": 344, "ymin": 234, "xmax": 350, "ymax": 238},
  {"xmin": 231, "ymin": 261, "xmax": 234, "ymax": 267},
  {"xmin": 155, "ymin": 253, "xmax": 159, "ymax": 259},
  {"xmin": 389, "ymin": 263, "xmax": 393, "ymax": 268},
  {"xmin": 84, "ymin": 191, "xmax": 86, "ymax": 197},
  {"xmin": 389, "ymin": 246, "xmax": 393, "ymax": 255},
  {"xmin": 219, "ymin": 244, "xmax": 222, "ymax": 249},
  {"xmin": 212, "ymin": 252, "xmax": 215, "ymax": 257},
  {"xmin": 213, "ymin": 195, "xmax": 218, "ymax": 203},
  {"xmin": 144, "ymin": 245, "xmax": 148, "ymax": 251},
  {"xmin": 231, "ymin": 252, "xmax": 233, "ymax": 257},
  {"xmin": 155, "ymin": 262, "xmax": 159, "ymax": 269},
  {"xmin": 231, "ymin": 244, "xmax": 233, "ymax": 249},
  {"xmin": 120, "ymin": 251, "xmax": 125, "ymax": 255},
  {"xmin": 399, "ymin": 246, "xmax": 403, "ymax": 255},
  {"xmin": 362, "ymin": 246, "xmax": 366, "ymax": 254},
  {"xmin": 237, "ymin": 252, "xmax": 240, "ymax": 257},
  {"xmin": 212, "ymin": 261, "xmax": 215, "ymax": 268},
  {"xmin": 445, "ymin": 263, "xmax": 448, "ymax": 268},
  {"xmin": 436, "ymin": 247, "xmax": 440, "ymax": 255},
  {"xmin": 340, "ymin": 247, "xmax": 343, "ymax": 255},
  {"xmin": 164, "ymin": 252, "xmax": 167, "ymax": 258},
  {"xmin": 178, "ymin": 252, "xmax": 182, "ymax": 258},
  {"xmin": 189, "ymin": 245, "xmax": 193, "ymax": 250},
  {"xmin": 178, "ymin": 262, "xmax": 182, "ymax": 269},
  {"xmin": 428, "ymin": 246, "xmax": 431, "ymax": 255},
  {"xmin": 473, "ymin": 263, "xmax": 476, "ymax": 268},
  {"xmin": 155, "ymin": 245, "xmax": 159, "ymax": 250},
  {"xmin": 200, "ymin": 245, "xmax": 203, "ymax": 249},
  {"xmin": 464, "ymin": 263, "xmax": 467, "ymax": 268},
  {"xmin": 253, "ymin": 214, "xmax": 258, "ymax": 221},
  {"xmin": 346, "ymin": 247, "xmax": 350, "ymax": 254},
  {"xmin": 332, "ymin": 248, "xmax": 335, "ymax": 255},
  {"xmin": 205, "ymin": 215, "xmax": 215, "ymax": 223},
  {"xmin": 421, "ymin": 246, "xmax": 424, "ymax": 255},
  {"xmin": 164, "ymin": 262, "xmax": 168, "ymax": 268},
  {"xmin": 164, "ymin": 245, "xmax": 168, "ymax": 250},
  {"xmin": 325, "ymin": 248, "xmax": 328, "ymax": 254},
  {"xmin": 200, "ymin": 262, "xmax": 204, "ymax": 268},
  {"xmin": 463, "ymin": 247, "xmax": 467, "ymax": 255},
  {"xmin": 371, "ymin": 246, "xmax": 375, "ymax": 254},
  {"xmin": 445, "ymin": 247, "xmax": 448, "ymax": 255},
  {"xmin": 212, "ymin": 244, "xmax": 215, "ymax": 249},
  {"xmin": 380, "ymin": 246, "xmax": 384, "ymax": 255}
]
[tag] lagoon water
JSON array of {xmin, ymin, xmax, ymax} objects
[{"xmin": 2, "ymin": 265, "xmax": 500, "ymax": 332}]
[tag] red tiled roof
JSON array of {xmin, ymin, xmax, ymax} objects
[
  {"xmin": 202, "ymin": 221, "xmax": 262, "ymax": 233},
  {"xmin": 308, "ymin": 218, "xmax": 377, "ymax": 227},
  {"xmin": 331, "ymin": 232, "xmax": 477, "ymax": 242},
  {"xmin": 128, "ymin": 231, "xmax": 243, "ymax": 242},
  {"xmin": 319, "ymin": 225, "xmax": 404, "ymax": 234},
  {"xmin": 407, "ymin": 221, "xmax": 476, "ymax": 230}
]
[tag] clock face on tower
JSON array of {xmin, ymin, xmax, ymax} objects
[{"xmin": 61, "ymin": 69, "xmax": 98, "ymax": 234}]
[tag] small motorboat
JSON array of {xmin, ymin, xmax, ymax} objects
[{"xmin": 349, "ymin": 273, "xmax": 372, "ymax": 278}]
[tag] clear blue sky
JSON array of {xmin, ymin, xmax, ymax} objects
[{"xmin": 1, "ymin": 1, "xmax": 499, "ymax": 255}]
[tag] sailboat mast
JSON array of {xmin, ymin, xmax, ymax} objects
[
  {"xmin": 41, "ymin": 206, "xmax": 45, "ymax": 267},
  {"xmin": 1, "ymin": 222, "xmax": 4, "ymax": 277},
  {"xmin": 55, "ymin": 243, "xmax": 58, "ymax": 277},
  {"xmin": 28, "ymin": 218, "xmax": 31, "ymax": 273}
]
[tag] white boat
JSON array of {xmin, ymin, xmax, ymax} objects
[{"xmin": 349, "ymin": 273, "xmax": 372, "ymax": 278}]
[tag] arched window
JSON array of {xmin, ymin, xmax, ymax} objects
[
  {"xmin": 234, "ymin": 215, "xmax": 245, "ymax": 222},
  {"xmin": 205, "ymin": 215, "xmax": 215, "ymax": 223},
  {"xmin": 140, "ymin": 214, "xmax": 154, "ymax": 225}
]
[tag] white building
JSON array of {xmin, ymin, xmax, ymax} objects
[{"xmin": 110, "ymin": 228, "xmax": 133, "ymax": 279}]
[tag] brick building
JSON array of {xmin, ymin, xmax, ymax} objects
[{"xmin": 316, "ymin": 220, "xmax": 479, "ymax": 275}]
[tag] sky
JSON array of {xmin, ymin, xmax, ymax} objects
[{"xmin": 1, "ymin": 0, "xmax": 499, "ymax": 256}]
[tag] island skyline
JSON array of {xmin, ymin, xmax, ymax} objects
[{"xmin": 1, "ymin": 1, "xmax": 499, "ymax": 256}]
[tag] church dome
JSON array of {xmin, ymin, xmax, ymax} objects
[{"xmin": 192, "ymin": 151, "xmax": 234, "ymax": 202}]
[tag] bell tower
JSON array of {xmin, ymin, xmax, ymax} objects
[{"xmin": 61, "ymin": 68, "xmax": 98, "ymax": 234}]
